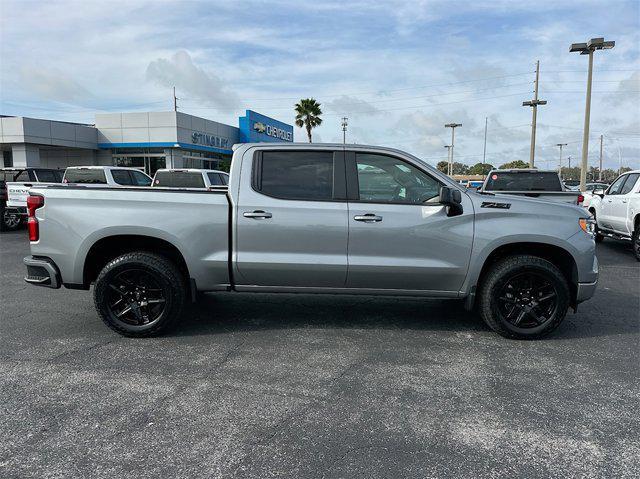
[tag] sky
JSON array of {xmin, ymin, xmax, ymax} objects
[{"xmin": 1, "ymin": 0, "xmax": 639, "ymax": 170}]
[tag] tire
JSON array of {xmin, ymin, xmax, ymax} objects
[
  {"xmin": 633, "ymin": 227, "xmax": 640, "ymax": 262},
  {"xmin": 590, "ymin": 210, "xmax": 604, "ymax": 243},
  {"xmin": 478, "ymin": 255, "xmax": 570, "ymax": 340},
  {"xmin": 93, "ymin": 252, "xmax": 186, "ymax": 337},
  {"xmin": 1, "ymin": 208, "xmax": 22, "ymax": 232}
]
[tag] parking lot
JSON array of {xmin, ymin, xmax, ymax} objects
[{"xmin": 0, "ymin": 230, "xmax": 638, "ymax": 478}]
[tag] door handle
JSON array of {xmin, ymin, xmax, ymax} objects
[
  {"xmin": 354, "ymin": 214, "xmax": 382, "ymax": 223},
  {"xmin": 243, "ymin": 210, "xmax": 272, "ymax": 219}
]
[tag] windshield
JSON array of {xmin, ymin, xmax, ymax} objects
[{"xmin": 484, "ymin": 171, "xmax": 563, "ymax": 191}]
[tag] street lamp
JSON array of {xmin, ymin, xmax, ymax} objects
[
  {"xmin": 570, "ymin": 37, "xmax": 615, "ymax": 191},
  {"xmin": 556, "ymin": 143, "xmax": 567, "ymax": 178},
  {"xmin": 444, "ymin": 123, "xmax": 462, "ymax": 176},
  {"xmin": 522, "ymin": 60, "xmax": 546, "ymax": 167},
  {"xmin": 341, "ymin": 117, "xmax": 348, "ymax": 144}
]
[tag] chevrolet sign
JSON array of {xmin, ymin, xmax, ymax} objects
[{"xmin": 253, "ymin": 121, "xmax": 292, "ymax": 141}]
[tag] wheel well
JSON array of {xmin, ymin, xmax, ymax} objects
[
  {"xmin": 476, "ymin": 242, "xmax": 578, "ymax": 305},
  {"xmin": 83, "ymin": 235, "xmax": 189, "ymax": 286}
]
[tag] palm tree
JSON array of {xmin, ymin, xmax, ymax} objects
[{"xmin": 294, "ymin": 98, "xmax": 322, "ymax": 143}]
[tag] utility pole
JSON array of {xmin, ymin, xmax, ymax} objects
[
  {"xmin": 444, "ymin": 123, "xmax": 462, "ymax": 176},
  {"xmin": 522, "ymin": 60, "xmax": 547, "ymax": 168},
  {"xmin": 341, "ymin": 117, "xmax": 348, "ymax": 144},
  {"xmin": 482, "ymin": 117, "xmax": 488, "ymax": 165},
  {"xmin": 570, "ymin": 37, "xmax": 615, "ymax": 190},
  {"xmin": 568, "ymin": 156, "xmax": 572, "ymax": 169},
  {"xmin": 598, "ymin": 134, "xmax": 604, "ymax": 181},
  {"xmin": 556, "ymin": 143, "xmax": 567, "ymax": 178},
  {"xmin": 444, "ymin": 145, "xmax": 452, "ymax": 175},
  {"xmin": 173, "ymin": 86, "xmax": 178, "ymax": 112}
]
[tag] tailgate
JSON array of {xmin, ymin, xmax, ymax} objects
[{"xmin": 7, "ymin": 182, "xmax": 57, "ymax": 208}]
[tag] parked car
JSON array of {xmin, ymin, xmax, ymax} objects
[
  {"xmin": 588, "ymin": 170, "xmax": 640, "ymax": 260},
  {"xmin": 580, "ymin": 182, "xmax": 610, "ymax": 208},
  {"xmin": 1, "ymin": 167, "xmax": 63, "ymax": 231},
  {"xmin": 152, "ymin": 168, "xmax": 229, "ymax": 189},
  {"xmin": 63, "ymin": 166, "xmax": 152, "ymax": 186},
  {"xmin": 480, "ymin": 169, "xmax": 583, "ymax": 205},
  {"xmin": 23, "ymin": 143, "xmax": 598, "ymax": 340}
]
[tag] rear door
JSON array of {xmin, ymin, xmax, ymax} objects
[
  {"xmin": 345, "ymin": 151, "xmax": 473, "ymax": 293},
  {"xmin": 235, "ymin": 149, "xmax": 348, "ymax": 288}
]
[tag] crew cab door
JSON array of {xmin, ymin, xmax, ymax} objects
[
  {"xmin": 344, "ymin": 151, "xmax": 473, "ymax": 293},
  {"xmin": 235, "ymin": 149, "xmax": 349, "ymax": 288},
  {"xmin": 610, "ymin": 173, "xmax": 639, "ymax": 234},
  {"xmin": 600, "ymin": 174, "xmax": 629, "ymax": 231}
]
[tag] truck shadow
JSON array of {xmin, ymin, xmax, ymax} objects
[{"xmin": 171, "ymin": 291, "xmax": 639, "ymax": 340}]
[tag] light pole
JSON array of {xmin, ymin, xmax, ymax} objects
[
  {"xmin": 598, "ymin": 134, "xmax": 604, "ymax": 181},
  {"xmin": 482, "ymin": 117, "xmax": 488, "ymax": 165},
  {"xmin": 341, "ymin": 117, "xmax": 348, "ymax": 144},
  {"xmin": 570, "ymin": 37, "xmax": 615, "ymax": 190},
  {"xmin": 556, "ymin": 143, "xmax": 567, "ymax": 178},
  {"xmin": 522, "ymin": 60, "xmax": 547, "ymax": 168},
  {"xmin": 445, "ymin": 123, "xmax": 462, "ymax": 176},
  {"xmin": 444, "ymin": 145, "xmax": 452, "ymax": 175}
]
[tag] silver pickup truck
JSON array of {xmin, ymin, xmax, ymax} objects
[
  {"xmin": 23, "ymin": 143, "xmax": 598, "ymax": 339},
  {"xmin": 480, "ymin": 169, "xmax": 583, "ymax": 205}
]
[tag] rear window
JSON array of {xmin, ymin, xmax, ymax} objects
[
  {"xmin": 111, "ymin": 169, "xmax": 133, "ymax": 185},
  {"xmin": 33, "ymin": 169, "xmax": 63, "ymax": 182},
  {"xmin": 0, "ymin": 170, "xmax": 28, "ymax": 182},
  {"xmin": 484, "ymin": 171, "xmax": 562, "ymax": 191},
  {"xmin": 64, "ymin": 168, "xmax": 107, "ymax": 184},
  {"xmin": 153, "ymin": 171, "xmax": 205, "ymax": 188}
]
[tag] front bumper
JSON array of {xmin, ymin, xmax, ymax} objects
[{"xmin": 23, "ymin": 256, "xmax": 61, "ymax": 289}]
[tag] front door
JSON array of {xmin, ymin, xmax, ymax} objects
[
  {"xmin": 600, "ymin": 174, "xmax": 629, "ymax": 230},
  {"xmin": 235, "ymin": 149, "xmax": 349, "ymax": 288},
  {"xmin": 345, "ymin": 152, "xmax": 474, "ymax": 293},
  {"xmin": 610, "ymin": 173, "xmax": 638, "ymax": 234}
]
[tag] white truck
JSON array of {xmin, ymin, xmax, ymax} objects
[
  {"xmin": 588, "ymin": 170, "xmax": 640, "ymax": 260},
  {"xmin": 63, "ymin": 166, "xmax": 152, "ymax": 186},
  {"xmin": 152, "ymin": 168, "xmax": 229, "ymax": 189}
]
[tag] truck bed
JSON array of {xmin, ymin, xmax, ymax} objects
[{"xmin": 28, "ymin": 185, "xmax": 231, "ymax": 291}]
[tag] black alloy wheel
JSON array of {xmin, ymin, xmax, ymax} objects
[
  {"xmin": 2, "ymin": 210, "xmax": 22, "ymax": 231},
  {"xmin": 633, "ymin": 228, "xmax": 640, "ymax": 261},
  {"xmin": 106, "ymin": 269, "xmax": 167, "ymax": 326},
  {"xmin": 496, "ymin": 271, "xmax": 559, "ymax": 329},
  {"xmin": 93, "ymin": 252, "xmax": 186, "ymax": 337}
]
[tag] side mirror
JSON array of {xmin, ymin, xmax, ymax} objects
[
  {"xmin": 440, "ymin": 186, "xmax": 463, "ymax": 217},
  {"xmin": 593, "ymin": 188, "xmax": 605, "ymax": 197}
]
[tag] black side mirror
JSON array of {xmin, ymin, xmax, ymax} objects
[{"xmin": 440, "ymin": 186, "xmax": 463, "ymax": 217}]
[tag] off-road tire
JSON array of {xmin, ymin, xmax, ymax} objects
[
  {"xmin": 93, "ymin": 252, "xmax": 186, "ymax": 337},
  {"xmin": 590, "ymin": 209, "xmax": 604, "ymax": 243},
  {"xmin": 478, "ymin": 254, "xmax": 570, "ymax": 340},
  {"xmin": 632, "ymin": 227, "xmax": 640, "ymax": 262}
]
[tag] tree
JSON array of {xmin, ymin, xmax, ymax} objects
[
  {"xmin": 436, "ymin": 161, "xmax": 469, "ymax": 175},
  {"xmin": 499, "ymin": 160, "xmax": 530, "ymax": 169},
  {"xmin": 294, "ymin": 98, "xmax": 323, "ymax": 143},
  {"xmin": 436, "ymin": 161, "xmax": 449, "ymax": 174},
  {"xmin": 469, "ymin": 162, "xmax": 494, "ymax": 175}
]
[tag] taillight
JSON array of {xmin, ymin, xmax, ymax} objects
[
  {"xmin": 27, "ymin": 195, "xmax": 44, "ymax": 241},
  {"xmin": 577, "ymin": 194, "xmax": 584, "ymax": 205}
]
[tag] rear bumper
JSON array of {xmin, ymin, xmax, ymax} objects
[{"xmin": 23, "ymin": 256, "xmax": 61, "ymax": 289}]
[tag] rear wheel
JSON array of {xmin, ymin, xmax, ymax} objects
[
  {"xmin": 1, "ymin": 208, "xmax": 22, "ymax": 231},
  {"xmin": 478, "ymin": 255, "xmax": 570, "ymax": 339},
  {"xmin": 93, "ymin": 252, "xmax": 186, "ymax": 337}
]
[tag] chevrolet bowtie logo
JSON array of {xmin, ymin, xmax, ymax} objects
[{"xmin": 253, "ymin": 122, "xmax": 266, "ymax": 133}]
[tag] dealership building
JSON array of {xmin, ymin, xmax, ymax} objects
[{"xmin": 0, "ymin": 110, "xmax": 294, "ymax": 175}]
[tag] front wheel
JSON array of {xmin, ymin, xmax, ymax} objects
[
  {"xmin": 633, "ymin": 227, "xmax": 640, "ymax": 262},
  {"xmin": 93, "ymin": 252, "xmax": 186, "ymax": 337},
  {"xmin": 590, "ymin": 210, "xmax": 604, "ymax": 243},
  {"xmin": 478, "ymin": 255, "xmax": 570, "ymax": 340}
]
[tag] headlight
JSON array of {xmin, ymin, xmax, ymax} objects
[{"xmin": 579, "ymin": 218, "xmax": 596, "ymax": 236}]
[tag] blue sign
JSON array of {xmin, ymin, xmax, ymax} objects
[{"xmin": 239, "ymin": 110, "xmax": 294, "ymax": 143}]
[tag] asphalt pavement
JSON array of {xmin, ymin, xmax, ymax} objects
[{"xmin": 1, "ymin": 229, "xmax": 638, "ymax": 478}]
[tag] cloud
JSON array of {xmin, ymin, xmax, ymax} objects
[
  {"xmin": 19, "ymin": 67, "xmax": 94, "ymax": 104},
  {"xmin": 146, "ymin": 51, "xmax": 240, "ymax": 111},
  {"xmin": 325, "ymin": 96, "xmax": 381, "ymax": 116}
]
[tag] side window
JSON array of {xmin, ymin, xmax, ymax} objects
[
  {"xmin": 130, "ymin": 170, "xmax": 152, "ymax": 186},
  {"xmin": 607, "ymin": 175, "xmax": 628, "ymax": 195},
  {"xmin": 207, "ymin": 172, "xmax": 223, "ymax": 186},
  {"xmin": 620, "ymin": 174, "xmax": 639, "ymax": 195},
  {"xmin": 111, "ymin": 169, "xmax": 133, "ymax": 186},
  {"xmin": 355, "ymin": 154, "xmax": 441, "ymax": 204},
  {"xmin": 14, "ymin": 170, "xmax": 30, "ymax": 182},
  {"xmin": 256, "ymin": 151, "xmax": 334, "ymax": 200},
  {"xmin": 219, "ymin": 173, "xmax": 229, "ymax": 185}
]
